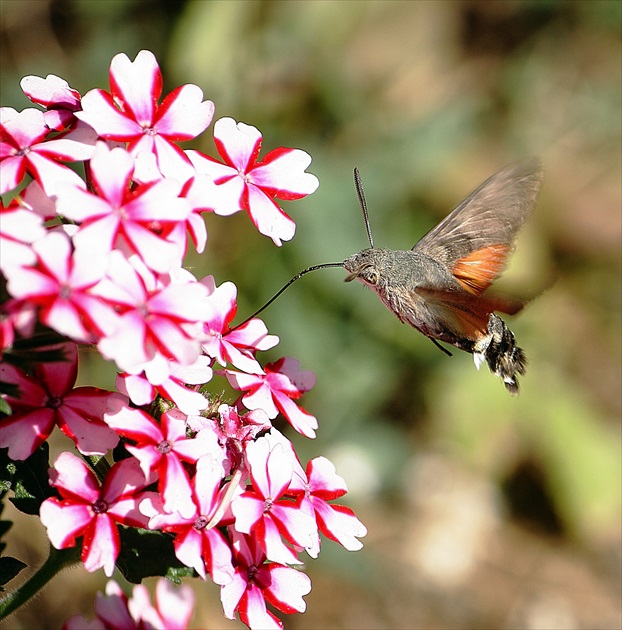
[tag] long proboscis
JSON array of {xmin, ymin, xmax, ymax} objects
[{"xmin": 226, "ymin": 262, "xmax": 344, "ymax": 334}]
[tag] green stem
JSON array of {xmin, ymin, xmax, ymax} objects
[{"xmin": 0, "ymin": 544, "xmax": 82, "ymax": 619}]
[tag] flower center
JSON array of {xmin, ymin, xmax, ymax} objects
[
  {"xmin": 92, "ymin": 499, "xmax": 108, "ymax": 514},
  {"xmin": 47, "ymin": 396, "xmax": 62, "ymax": 410},
  {"xmin": 157, "ymin": 440, "xmax": 172, "ymax": 454},
  {"xmin": 59, "ymin": 284, "xmax": 72, "ymax": 300},
  {"xmin": 193, "ymin": 516, "xmax": 208, "ymax": 531},
  {"xmin": 137, "ymin": 302, "xmax": 150, "ymax": 319},
  {"xmin": 113, "ymin": 204, "xmax": 128, "ymax": 220},
  {"xmin": 263, "ymin": 498, "xmax": 273, "ymax": 513}
]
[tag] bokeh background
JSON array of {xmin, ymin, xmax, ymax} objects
[{"xmin": 1, "ymin": 1, "xmax": 620, "ymax": 628}]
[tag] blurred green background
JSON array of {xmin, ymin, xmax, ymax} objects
[{"xmin": 1, "ymin": 1, "xmax": 620, "ymax": 628}]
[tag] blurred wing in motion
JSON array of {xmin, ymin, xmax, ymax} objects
[{"xmin": 413, "ymin": 158, "xmax": 543, "ymax": 295}]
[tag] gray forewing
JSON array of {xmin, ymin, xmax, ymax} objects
[{"xmin": 412, "ymin": 157, "xmax": 543, "ymax": 266}]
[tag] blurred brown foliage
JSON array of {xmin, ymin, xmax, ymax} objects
[{"xmin": 1, "ymin": 1, "xmax": 620, "ymax": 628}]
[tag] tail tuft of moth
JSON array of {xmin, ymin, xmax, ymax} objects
[{"xmin": 477, "ymin": 314, "xmax": 527, "ymax": 395}]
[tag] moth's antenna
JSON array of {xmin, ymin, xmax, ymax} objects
[
  {"xmin": 226, "ymin": 262, "xmax": 344, "ymax": 334},
  {"xmin": 354, "ymin": 167, "xmax": 374, "ymax": 248}
]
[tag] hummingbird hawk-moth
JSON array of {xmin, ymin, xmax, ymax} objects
[{"xmin": 232, "ymin": 158, "xmax": 543, "ymax": 394}]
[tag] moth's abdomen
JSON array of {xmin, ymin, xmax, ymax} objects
[{"xmin": 475, "ymin": 314, "xmax": 526, "ymax": 395}]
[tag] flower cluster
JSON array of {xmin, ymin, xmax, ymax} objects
[
  {"xmin": 0, "ymin": 51, "xmax": 366, "ymax": 629},
  {"xmin": 64, "ymin": 578, "xmax": 195, "ymax": 630}
]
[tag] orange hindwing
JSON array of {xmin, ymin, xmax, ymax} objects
[{"xmin": 452, "ymin": 243, "xmax": 510, "ymax": 294}]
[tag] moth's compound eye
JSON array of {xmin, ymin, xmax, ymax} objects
[{"xmin": 366, "ymin": 270, "xmax": 379, "ymax": 285}]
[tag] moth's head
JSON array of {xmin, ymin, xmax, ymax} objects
[{"xmin": 343, "ymin": 249, "xmax": 382, "ymax": 286}]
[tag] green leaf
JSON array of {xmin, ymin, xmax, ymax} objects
[
  {"xmin": 0, "ymin": 451, "xmax": 17, "ymax": 496},
  {"xmin": 1, "ymin": 334, "xmax": 71, "ymax": 376},
  {"xmin": 115, "ymin": 528, "xmax": 195, "ymax": 584},
  {"xmin": 3, "ymin": 444, "xmax": 55, "ymax": 516},
  {"xmin": 0, "ymin": 393, "xmax": 15, "ymax": 414},
  {"xmin": 0, "ymin": 556, "xmax": 27, "ymax": 590},
  {"xmin": 164, "ymin": 565, "xmax": 197, "ymax": 585}
]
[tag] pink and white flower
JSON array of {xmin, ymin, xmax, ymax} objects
[
  {"xmin": 232, "ymin": 436, "xmax": 317, "ymax": 565},
  {"xmin": 0, "ymin": 342, "xmax": 119, "ymax": 460},
  {"xmin": 64, "ymin": 579, "xmax": 136, "ymax": 630},
  {"xmin": 40, "ymin": 452, "xmax": 153, "ymax": 576},
  {"xmin": 104, "ymin": 402, "xmax": 217, "ymax": 519},
  {"xmin": 220, "ymin": 531, "xmax": 311, "ymax": 630},
  {"xmin": 128, "ymin": 579, "xmax": 195, "ymax": 630},
  {"xmin": 20, "ymin": 73, "xmax": 82, "ymax": 131},
  {"xmin": 56, "ymin": 142, "xmax": 192, "ymax": 273},
  {"xmin": 64, "ymin": 579, "xmax": 195, "ymax": 630},
  {"xmin": 201, "ymin": 276, "xmax": 278, "ymax": 374},
  {"xmin": 188, "ymin": 117, "xmax": 319, "ymax": 246},
  {"xmin": 224, "ymin": 357, "xmax": 318, "ymax": 438},
  {"xmin": 3, "ymin": 231, "xmax": 118, "ymax": 342},
  {"xmin": 75, "ymin": 50, "xmax": 214, "ymax": 181},
  {"xmin": 289, "ymin": 456, "xmax": 367, "ymax": 553},
  {"xmin": 141, "ymin": 457, "xmax": 235, "ymax": 585},
  {"xmin": 0, "ymin": 107, "xmax": 96, "ymax": 195},
  {"xmin": 92, "ymin": 251, "xmax": 210, "ymax": 376}
]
